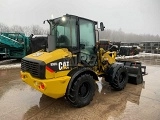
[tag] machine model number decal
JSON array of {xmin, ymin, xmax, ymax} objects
[{"xmin": 50, "ymin": 62, "xmax": 58, "ymax": 66}]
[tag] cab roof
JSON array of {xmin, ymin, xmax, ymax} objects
[{"xmin": 49, "ymin": 14, "xmax": 98, "ymax": 25}]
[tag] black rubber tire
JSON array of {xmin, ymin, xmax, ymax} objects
[
  {"xmin": 66, "ymin": 74, "xmax": 95, "ymax": 108},
  {"xmin": 109, "ymin": 67, "xmax": 128, "ymax": 91}
]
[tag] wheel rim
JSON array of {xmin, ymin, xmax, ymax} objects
[{"xmin": 78, "ymin": 82, "xmax": 90, "ymax": 98}]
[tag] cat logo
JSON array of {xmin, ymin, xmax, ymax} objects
[
  {"xmin": 32, "ymin": 52, "xmax": 44, "ymax": 57},
  {"xmin": 58, "ymin": 61, "xmax": 69, "ymax": 70}
]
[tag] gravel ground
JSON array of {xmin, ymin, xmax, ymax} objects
[{"xmin": 0, "ymin": 54, "xmax": 160, "ymax": 120}]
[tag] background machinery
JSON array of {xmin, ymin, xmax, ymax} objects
[
  {"xmin": 0, "ymin": 33, "xmax": 30, "ymax": 59},
  {"xmin": 0, "ymin": 33, "xmax": 47, "ymax": 60},
  {"xmin": 21, "ymin": 14, "xmax": 146, "ymax": 107},
  {"xmin": 98, "ymin": 40, "xmax": 141, "ymax": 56}
]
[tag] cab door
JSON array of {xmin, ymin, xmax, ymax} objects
[{"xmin": 79, "ymin": 19, "xmax": 97, "ymax": 66}]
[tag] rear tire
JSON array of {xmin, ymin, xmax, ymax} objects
[{"xmin": 66, "ymin": 74, "xmax": 95, "ymax": 108}]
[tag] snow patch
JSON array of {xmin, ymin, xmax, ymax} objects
[
  {"xmin": 32, "ymin": 35, "xmax": 47, "ymax": 38},
  {"xmin": 96, "ymin": 77, "xmax": 103, "ymax": 93},
  {"xmin": 0, "ymin": 63, "xmax": 21, "ymax": 69},
  {"xmin": 116, "ymin": 53, "xmax": 160, "ymax": 60}
]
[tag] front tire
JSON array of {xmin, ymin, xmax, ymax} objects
[
  {"xmin": 105, "ymin": 63, "xmax": 128, "ymax": 91},
  {"xmin": 66, "ymin": 74, "xmax": 95, "ymax": 108},
  {"xmin": 110, "ymin": 67, "xmax": 128, "ymax": 90}
]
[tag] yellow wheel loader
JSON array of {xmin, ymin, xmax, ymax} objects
[{"xmin": 20, "ymin": 14, "xmax": 146, "ymax": 107}]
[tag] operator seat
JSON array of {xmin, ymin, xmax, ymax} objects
[{"xmin": 57, "ymin": 35, "xmax": 70, "ymax": 46}]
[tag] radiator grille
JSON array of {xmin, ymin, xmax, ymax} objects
[{"xmin": 21, "ymin": 58, "xmax": 45, "ymax": 79}]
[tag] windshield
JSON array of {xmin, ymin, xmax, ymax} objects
[{"xmin": 50, "ymin": 17, "xmax": 77, "ymax": 49}]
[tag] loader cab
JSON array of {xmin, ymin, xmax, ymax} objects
[
  {"xmin": 47, "ymin": 14, "xmax": 103, "ymax": 66},
  {"xmin": 48, "ymin": 15, "xmax": 77, "ymax": 51}
]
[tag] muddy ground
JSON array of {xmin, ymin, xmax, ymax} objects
[{"xmin": 0, "ymin": 55, "xmax": 160, "ymax": 120}]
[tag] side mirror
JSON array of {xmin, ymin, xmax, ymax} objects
[
  {"xmin": 43, "ymin": 20, "xmax": 49, "ymax": 24},
  {"xmin": 100, "ymin": 22, "xmax": 105, "ymax": 31}
]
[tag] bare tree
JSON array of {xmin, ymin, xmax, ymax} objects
[
  {"xmin": 10, "ymin": 25, "xmax": 24, "ymax": 33},
  {"xmin": 100, "ymin": 29, "xmax": 160, "ymax": 42},
  {"xmin": 30, "ymin": 25, "xmax": 48, "ymax": 35},
  {"xmin": 0, "ymin": 22, "xmax": 159, "ymax": 42},
  {"xmin": 22, "ymin": 26, "xmax": 32, "ymax": 36},
  {"xmin": 0, "ymin": 23, "xmax": 10, "ymax": 32}
]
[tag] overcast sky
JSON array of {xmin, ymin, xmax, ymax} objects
[{"xmin": 0, "ymin": 0, "xmax": 160, "ymax": 35}]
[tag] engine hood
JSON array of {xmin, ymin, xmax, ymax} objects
[{"xmin": 25, "ymin": 48, "xmax": 72, "ymax": 64}]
